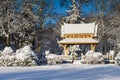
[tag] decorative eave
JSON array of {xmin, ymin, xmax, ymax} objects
[{"xmin": 58, "ymin": 38, "xmax": 99, "ymax": 45}]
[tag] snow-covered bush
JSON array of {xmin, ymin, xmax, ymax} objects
[
  {"xmin": 0, "ymin": 45, "xmax": 38, "ymax": 66},
  {"xmin": 15, "ymin": 46, "xmax": 37, "ymax": 60},
  {"xmin": 115, "ymin": 52, "xmax": 120, "ymax": 65},
  {"xmin": 81, "ymin": 50, "xmax": 104, "ymax": 64},
  {"xmin": 45, "ymin": 50, "xmax": 50, "ymax": 56},
  {"xmin": 40, "ymin": 50, "xmax": 63, "ymax": 65},
  {"xmin": 109, "ymin": 50, "xmax": 115, "ymax": 60},
  {"xmin": 0, "ymin": 47, "xmax": 15, "ymax": 66},
  {"xmin": 46, "ymin": 54, "xmax": 63, "ymax": 65},
  {"xmin": 1, "ymin": 47, "xmax": 13, "ymax": 55}
]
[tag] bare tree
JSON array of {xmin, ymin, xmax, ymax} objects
[{"xmin": 0, "ymin": 0, "xmax": 16, "ymax": 46}]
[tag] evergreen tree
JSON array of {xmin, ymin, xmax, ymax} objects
[{"xmin": 63, "ymin": 0, "xmax": 82, "ymax": 23}]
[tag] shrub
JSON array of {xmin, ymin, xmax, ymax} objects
[
  {"xmin": 0, "ymin": 45, "xmax": 38, "ymax": 66},
  {"xmin": 115, "ymin": 52, "xmax": 120, "ymax": 65},
  {"xmin": 81, "ymin": 50, "xmax": 104, "ymax": 64},
  {"xmin": 46, "ymin": 54, "xmax": 63, "ymax": 65}
]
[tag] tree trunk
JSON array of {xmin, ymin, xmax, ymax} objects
[{"xmin": 6, "ymin": 35, "xmax": 10, "ymax": 46}]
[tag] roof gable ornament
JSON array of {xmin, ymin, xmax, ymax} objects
[{"xmin": 61, "ymin": 22, "xmax": 98, "ymax": 37}]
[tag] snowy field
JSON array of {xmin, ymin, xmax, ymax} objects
[{"xmin": 0, "ymin": 63, "xmax": 120, "ymax": 80}]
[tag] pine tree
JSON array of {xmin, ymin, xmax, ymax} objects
[{"xmin": 63, "ymin": 0, "xmax": 82, "ymax": 23}]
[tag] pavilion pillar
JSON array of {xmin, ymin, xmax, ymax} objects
[
  {"xmin": 91, "ymin": 44, "xmax": 96, "ymax": 51},
  {"xmin": 63, "ymin": 45, "xmax": 69, "ymax": 55}
]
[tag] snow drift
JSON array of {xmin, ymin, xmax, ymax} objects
[
  {"xmin": 0, "ymin": 64, "xmax": 119, "ymax": 80},
  {"xmin": 0, "ymin": 45, "xmax": 37, "ymax": 66}
]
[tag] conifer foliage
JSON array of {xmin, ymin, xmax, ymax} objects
[{"xmin": 63, "ymin": 0, "xmax": 82, "ymax": 23}]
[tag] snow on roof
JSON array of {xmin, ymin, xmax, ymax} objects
[
  {"xmin": 58, "ymin": 38, "xmax": 99, "ymax": 44},
  {"xmin": 61, "ymin": 22, "xmax": 97, "ymax": 35}
]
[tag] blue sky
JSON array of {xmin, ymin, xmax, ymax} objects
[
  {"xmin": 45, "ymin": 0, "xmax": 97, "ymax": 25},
  {"xmin": 53, "ymin": 0, "xmax": 67, "ymax": 15},
  {"xmin": 53, "ymin": 0, "xmax": 97, "ymax": 15},
  {"xmin": 15, "ymin": 0, "xmax": 111, "ymax": 25}
]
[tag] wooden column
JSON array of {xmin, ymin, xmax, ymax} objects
[
  {"xmin": 63, "ymin": 45, "xmax": 69, "ymax": 55},
  {"xmin": 91, "ymin": 44, "xmax": 96, "ymax": 51}
]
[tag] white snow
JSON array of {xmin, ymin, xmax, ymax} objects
[
  {"xmin": 81, "ymin": 51, "xmax": 103, "ymax": 64},
  {"xmin": 1, "ymin": 47, "xmax": 13, "ymax": 55},
  {"xmin": 115, "ymin": 52, "xmax": 120, "ymax": 65},
  {"xmin": 44, "ymin": 50, "xmax": 50, "ymax": 56},
  {"xmin": 109, "ymin": 50, "xmax": 115, "ymax": 56},
  {"xmin": 62, "ymin": 22, "xmax": 97, "ymax": 35},
  {"xmin": 15, "ymin": 45, "xmax": 36, "ymax": 61},
  {"xmin": 46, "ymin": 54, "xmax": 59, "ymax": 59},
  {"xmin": 0, "ymin": 45, "xmax": 37, "ymax": 66},
  {"xmin": 0, "ymin": 64, "xmax": 120, "ymax": 80},
  {"xmin": 85, "ymin": 51, "xmax": 103, "ymax": 58}
]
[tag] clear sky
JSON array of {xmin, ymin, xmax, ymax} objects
[
  {"xmin": 45, "ymin": 0, "xmax": 97, "ymax": 25},
  {"xmin": 53, "ymin": 0, "xmax": 67, "ymax": 15},
  {"xmin": 15, "ymin": 0, "xmax": 111, "ymax": 26},
  {"xmin": 53, "ymin": 0, "xmax": 97, "ymax": 15}
]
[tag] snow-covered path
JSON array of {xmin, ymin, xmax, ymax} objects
[{"xmin": 0, "ymin": 64, "xmax": 120, "ymax": 80}]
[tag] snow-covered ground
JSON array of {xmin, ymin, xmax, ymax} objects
[{"xmin": 0, "ymin": 63, "xmax": 120, "ymax": 80}]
